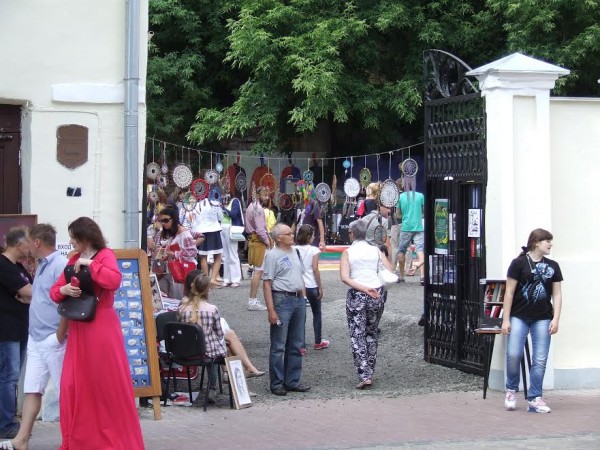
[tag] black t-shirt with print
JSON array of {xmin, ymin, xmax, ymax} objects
[
  {"xmin": 0, "ymin": 254, "xmax": 32, "ymax": 341},
  {"xmin": 507, "ymin": 254, "xmax": 563, "ymax": 320}
]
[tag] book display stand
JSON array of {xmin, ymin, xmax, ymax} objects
[{"xmin": 476, "ymin": 279, "xmax": 531, "ymax": 399}]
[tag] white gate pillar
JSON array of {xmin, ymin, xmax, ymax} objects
[
  {"xmin": 467, "ymin": 54, "xmax": 569, "ymax": 390},
  {"xmin": 467, "ymin": 53, "xmax": 569, "ymax": 279}
]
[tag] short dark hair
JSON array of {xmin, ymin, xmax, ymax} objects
[
  {"xmin": 68, "ymin": 217, "xmax": 107, "ymax": 250},
  {"xmin": 29, "ymin": 223, "xmax": 57, "ymax": 247}
]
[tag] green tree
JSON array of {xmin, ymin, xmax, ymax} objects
[
  {"xmin": 147, "ymin": 0, "xmax": 243, "ymax": 145},
  {"xmin": 186, "ymin": 0, "xmax": 507, "ymax": 153},
  {"xmin": 147, "ymin": 1, "xmax": 599, "ymax": 154},
  {"xmin": 487, "ymin": 0, "xmax": 600, "ymax": 95}
]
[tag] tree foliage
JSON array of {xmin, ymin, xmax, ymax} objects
[{"xmin": 147, "ymin": 0, "xmax": 600, "ymax": 153}]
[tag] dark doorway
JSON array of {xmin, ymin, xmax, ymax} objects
[{"xmin": 0, "ymin": 105, "xmax": 22, "ymax": 214}]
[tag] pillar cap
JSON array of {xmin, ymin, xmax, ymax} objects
[{"xmin": 466, "ymin": 53, "xmax": 569, "ymax": 91}]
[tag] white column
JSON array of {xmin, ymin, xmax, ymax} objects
[
  {"xmin": 467, "ymin": 53, "xmax": 569, "ymax": 390},
  {"xmin": 467, "ymin": 53, "xmax": 569, "ymax": 278}
]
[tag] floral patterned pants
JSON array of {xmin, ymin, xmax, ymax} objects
[{"xmin": 346, "ymin": 287, "xmax": 384, "ymax": 382}]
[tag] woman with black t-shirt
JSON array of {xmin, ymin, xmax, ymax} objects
[{"xmin": 501, "ymin": 228, "xmax": 563, "ymax": 413}]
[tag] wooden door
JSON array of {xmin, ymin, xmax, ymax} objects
[{"xmin": 0, "ymin": 105, "xmax": 21, "ymax": 214}]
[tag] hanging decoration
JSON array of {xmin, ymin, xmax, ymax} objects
[
  {"xmin": 380, "ymin": 152, "xmax": 400, "ymax": 209},
  {"xmin": 172, "ymin": 164, "xmax": 193, "ymax": 188},
  {"xmin": 160, "ymin": 142, "xmax": 168, "ymax": 174},
  {"xmin": 342, "ymin": 158, "xmax": 351, "ymax": 176},
  {"xmin": 181, "ymin": 192, "xmax": 197, "ymax": 212},
  {"xmin": 148, "ymin": 190, "xmax": 159, "ymax": 204},
  {"xmin": 190, "ymin": 178, "xmax": 209, "ymax": 200},
  {"xmin": 204, "ymin": 169, "xmax": 219, "ymax": 185},
  {"xmin": 359, "ymin": 155, "xmax": 371, "ymax": 189},
  {"xmin": 400, "ymin": 156, "xmax": 418, "ymax": 195},
  {"xmin": 145, "ymin": 138, "xmax": 425, "ymax": 223}
]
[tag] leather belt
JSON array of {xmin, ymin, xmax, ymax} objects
[{"xmin": 272, "ymin": 290, "xmax": 303, "ymax": 297}]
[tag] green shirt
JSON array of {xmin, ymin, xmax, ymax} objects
[{"xmin": 397, "ymin": 191, "xmax": 424, "ymax": 232}]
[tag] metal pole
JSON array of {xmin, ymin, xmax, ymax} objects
[{"xmin": 124, "ymin": 0, "xmax": 140, "ymax": 248}]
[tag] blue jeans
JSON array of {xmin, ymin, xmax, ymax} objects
[
  {"xmin": 505, "ymin": 317, "xmax": 551, "ymax": 400},
  {"xmin": 269, "ymin": 293, "xmax": 306, "ymax": 390},
  {"xmin": 0, "ymin": 340, "xmax": 27, "ymax": 435},
  {"xmin": 304, "ymin": 287, "xmax": 322, "ymax": 346}
]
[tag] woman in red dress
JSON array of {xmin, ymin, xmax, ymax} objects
[{"xmin": 50, "ymin": 217, "xmax": 144, "ymax": 450}]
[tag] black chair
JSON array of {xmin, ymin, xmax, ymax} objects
[
  {"xmin": 164, "ymin": 321, "xmax": 233, "ymax": 411},
  {"xmin": 155, "ymin": 311, "xmax": 179, "ymax": 405}
]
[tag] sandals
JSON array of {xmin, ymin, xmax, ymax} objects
[
  {"xmin": 210, "ymin": 282, "xmax": 223, "ymax": 289},
  {"xmin": 356, "ymin": 379, "xmax": 372, "ymax": 390}
]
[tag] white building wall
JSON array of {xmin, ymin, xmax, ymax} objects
[
  {"xmin": 548, "ymin": 98, "xmax": 600, "ymax": 387},
  {"xmin": 0, "ymin": 0, "xmax": 148, "ymax": 247}
]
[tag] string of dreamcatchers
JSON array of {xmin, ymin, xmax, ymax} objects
[{"xmin": 145, "ymin": 138, "xmax": 422, "ymax": 214}]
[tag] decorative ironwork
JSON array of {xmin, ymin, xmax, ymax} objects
[
  {"xmin": 423, "ymin": 51, "xmax": 487, "ymax": 376},
  {"xmin": 424, "ymin": 50, "xmax": 478, "ymax": 101}
]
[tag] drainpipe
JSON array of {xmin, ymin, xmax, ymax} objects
[{"xmin": 124, "ymin": 0, "xmax": 140, "ymax": 248}]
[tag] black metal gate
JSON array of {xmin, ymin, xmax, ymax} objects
[{"xmin": 422, "ymin": 50, "xmax": 487, "ymax": 375}]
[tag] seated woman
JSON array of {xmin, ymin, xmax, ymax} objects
[{"xmin": 179, "ymin": 270, "xmax": 265, "ymax": 378}]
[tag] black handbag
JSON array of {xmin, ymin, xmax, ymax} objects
[
  {"xmin": 58, "ymin": 262, "xmax": 98, "ymax": 322},
  {"xmin": 57, "ymin": 294, "xmax": 98, "ymax": 322}
]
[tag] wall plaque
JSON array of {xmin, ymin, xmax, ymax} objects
[{"xmin": 57, "ymin": 124, "xmax": 88, "ymax": 169}]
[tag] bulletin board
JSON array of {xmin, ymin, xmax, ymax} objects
[{"xmin": 114, "ymin": 249, "xmax": 162, "ymax": 420}]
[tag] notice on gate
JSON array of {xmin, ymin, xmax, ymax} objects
[
  {"xmin": 434, "ymin": 199, "xmax": 449, "ymax": 255},
  {"xmin": 468, "ymin": 209, "xmax": 481, "ymax": 238}
]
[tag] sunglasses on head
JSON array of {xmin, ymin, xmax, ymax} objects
[{"xmin": 160, "ymin": 218, "xmax": 172, "ymax": 224}]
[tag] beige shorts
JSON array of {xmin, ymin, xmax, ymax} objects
[{"xmin": 248, "ymin": 234, "xmax": 267, "ymax": 269}]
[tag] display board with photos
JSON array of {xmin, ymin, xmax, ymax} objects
[{"xmin": 113, "ymin": 249, "xmax": 162, "ymax": 420}]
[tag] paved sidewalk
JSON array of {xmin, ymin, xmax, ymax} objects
[{"xmin": 27, "ymin": 389, "xmax": 600, "ymax": 449}]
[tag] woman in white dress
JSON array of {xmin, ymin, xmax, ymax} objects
[{"xmin": 192, "ymin": 198, "xmax": 224, "ymax": 289}]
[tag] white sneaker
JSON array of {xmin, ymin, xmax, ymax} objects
[
  {"xmin": 247, "ymin": 301, "xmax": 267, "ymax": 311},
  {"xmin": 527, "ymin": 396, "xmax": 551, "ymax": 413},
  {"xmin": 504, "ymin": 389, "xmax": 517, "ymax": 411}
]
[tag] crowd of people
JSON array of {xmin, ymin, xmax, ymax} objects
[{"xmin": 0, "ymin": 180, "xmax": 564, "ymax": 449}]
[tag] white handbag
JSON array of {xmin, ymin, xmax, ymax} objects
[
  {"xmin": 377, "ymin": 254, "xmax": 398, "ymax": 290},
  {"xmin": 229, "ymin": 225, "xmax": 246, "ymax": 242}
]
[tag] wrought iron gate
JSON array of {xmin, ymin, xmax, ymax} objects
[{"xmin": 422, "ymin": 50, "xmax": 487, "ymax": 375}]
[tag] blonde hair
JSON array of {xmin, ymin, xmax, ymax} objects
[
  {"xmin": 366, "ymin": 182, "xmax": 381, "ymax": 199},
  {"xmin": 178, "ymin": 273, "xmax": 210, "ymax": 324}
]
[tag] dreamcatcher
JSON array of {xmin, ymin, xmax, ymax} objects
[
  {"xmin": 148, "ymin": 190, "xmax": 159, "ymax": 204},
  {"xmin": 380, "ymin": 152, "xmax": 400, "ymax": 227},
  {"xmin": 157, "ymin": 174, "xmax": 168, "ymax": 188},
  {"xmin": 315, "ymin": 159, "xmax": 331, "ymax": 204},
  {"xmin": 343, "ymin": 157, "xmax": 360, "ymax": 217},
  {"xmin": 359, "ymin": 156, "xmax": 371, "ymax": 190},
  {"xmin": 190, "ymin": 178, "xmax": 209, "ymax": 200},
  {"xmin": 278, "ymin": 193, "xmax": 294, "ymax": 211},
  {"xmin": 181, "ymin": 191, "xmax": 197, "ymax": 212},
  {"xmin": 259, "ymin": 172, "xmax": 277, "ymax": 193},
  {"xmin": 172, "ymin": 164, "xmax": 193, "ymax": 189},
  {"xmin": 204, "ymin": 169, "xmax": 219, "ymax": 185},
  {"xmin": 235, "ymin": 170, "xmax": 247, "ymax": 196},
  {"xmin": 146, "ymin": 141, "xmax": 160, "ymax": 181},
  {"xmin": 303, "ymin": 158, "xmax": 314, "ymax": 183},
  {"xmin": 208, "ymin": 185, "xmax": 223, "ymax": 206},
  {"xmin": 160, "ymin": 142, "xmax": 168, "ymax": 175},
  {"xmin": 400, "ymin": 156, "xmax": 418, "ymax": 195}
]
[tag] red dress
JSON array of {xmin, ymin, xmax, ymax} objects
[{"xmin": 50, "ymin": 248, "xmax": 145, "ymax": 450}]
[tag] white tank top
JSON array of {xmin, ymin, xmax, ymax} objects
[{"xmin": 347, "ymin": 240, "xmax": 381, "ymax": 288}]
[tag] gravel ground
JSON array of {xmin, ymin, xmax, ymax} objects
[{"xmin": 194, "ymin": 266, "xmax": 481, "ymax": 406}]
